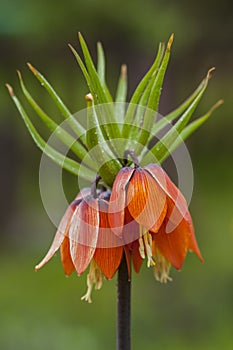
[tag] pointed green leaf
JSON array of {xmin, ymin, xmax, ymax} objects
[
  {"xmin": 78, "ymin": 32, "xmax": 113, "ymax": 103},
  {"xmin": 69, "ymin": 44, "xmax": 111, "ymax": 144},
  {"xmin": 150, "ymin": 75, "xmax": 209, "ymax": 138},
  {"xmin": 73, "ymin": 35, "xmax": 122, "ymax": 147},
  {"xmin": 147, "ymin": 34, "xmax": 174, "ymax": 113},
  {"xmin": 85, "ymin": 94, "xmax": 121, "ymax": 186},
  {"xmin": 123, "ymin": 73, "xmax": 157, "ymax": 146},
  {"xmin": 6, "ymin": 84, "xmax": 95, "ymax": 180},
  {"xmin": 121, "ymin": 41, "xmax": 165, "ymax": 154},
  {"xmin": 121, "ymin": 41, "xmax": 165, "ymax": 138},
  {"xmin": 115, "ymin": 64, "xmax": 127, "ymax": 126},
  {"xmin": 115, "ymin": 64, "xmax": 127, "ymax": 104},
  {"xmin": 141, "ymin": 68, "xmax": 215, "ymax": 165},
  {"xmin": 134, "ymin": 34, "xmax": 174, "ymax": 155},
  {"xmin": 97, "ymin": 42, "xmax": 106, "ymax": 85},
  {"xmin": 17, "ymin": 70, "xmax": 95, "ymax": 170},
  {"xmin": 27, "ymin": 63, "xmax": 86, "ymax": 143},
  {"xmin": 164, "ymin": 99, "xmax": 223, "ymax": 158},
  {"xmin": 69, "ymin": 44, "xmax": 98, "ymax": 101}
]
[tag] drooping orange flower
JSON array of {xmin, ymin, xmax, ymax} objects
[
  {"xmin": 35, "ymin": 188, "xmax": 123, "ymax": 302},
  {"xmin": 109, "ymin": 163, "xmax": 203, "ymax": 281},
  {"xmin": 108, "ymin": 165, "xmax": 167, "ymax": 236},
  {"xmin": 36, "ymin": 162, "xmax": 204, "ymax": 298},
  {"xmin": 151, "ymin": 196, "xmax": 203, "ymax": 282}
]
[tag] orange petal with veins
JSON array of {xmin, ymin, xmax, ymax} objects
[
  {"xmin": 153, "ymin": 221, "xmax": 189, "ymax": 269},
  {"xmin": 131, "ymin": 240, "xmax": 144, "ymax": 273},
  {"xmin": 127, "ymin": 168, "xmax": 167, "ymax": 232},
  {"xmin": 94, "ymin": 200, "xmax": 123, "ymax": 279},
  {"xmin": 60, "ymin": 236, "xmax": 75, "ymax": 276},
  {"xmin": 182, "ymin": 210, "xmax": 204, "ymax": 263},
  {"xmin": 153, "ymin": 203, "xmax": 203, "ymax": 269},
  {"xmin": 145, "ymin": 164, "xmax": 189, "ymax": 232},
  {"xmin": 109, "ymin": 167, "xmax": 135, "ymax": 236},
  {"xmin": 69, "ymin": 197, "xmax": 99, "ymax": 275},
  {"xmin": 122, "ymin": 207, "xmax": 140, "ymax": 245},
  {"xmin": 35, "ymin": 200, "xmax": 79, "ymax": 270}
]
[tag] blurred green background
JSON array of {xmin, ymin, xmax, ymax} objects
[{"xmin": 1, "ymin": 0, "xmax": 233, "ymax": 349}]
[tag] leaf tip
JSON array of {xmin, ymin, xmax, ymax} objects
[
  {"xmin": 5, "ymin": 83, "xmax": 14, "ymax": 97},
  {"xmin": 68, "ymin": 43, "xmax": 78, "ymax": 57},
  {"xmin": 16, "ymin": 69, "xmax": 22, "ymax": 80},
  {"xmin": 78, "ymin": 31, "xmax": 83, "ymax": 41},
  {"xmin": 68, "ymin": 43, "xmax": 74, "ymax": 51},
  {"xmin": 167, "ymin": 33, "xmax": 174, "ymax": 51},
  {"xmin": 207, "ymin": 67, "xmax": 215, "ymax": 80},
  {"xmin": 209, "ymin": 99, "xmax": 224, "ymax": 115},
  {"xmin": 97, "ymin": 41, "xmax": 102, "ymax": 48},
  {"xmin": 27, "ymin": 62, "xmax": 38, "ymax": 76},
  {"xmin": 121, "ymin": 64, "xmax": 127, "ymax": 77}
]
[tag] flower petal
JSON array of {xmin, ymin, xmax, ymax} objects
[
  {"xmin": 94, "ymin": 245, "xmax": 123, "ymax": 279},
  {"xmin": 60, "ymin": 236, "xmax": 75, "ymax": 276},
  {"xmin": 35, "ymin": 200, "xmax": 78, "ymax": 270},
  {"xmin": 75, "ymin": 187, "xmax": 91, "ymax": 200},
  {"xmin": 153, "ymin": 201, "xmax": 203, "ymax": 269},
  {"xmin": 94, "ymin": 200, "xmax": 123, "ymax": 279},
  {"xmin": 127, "ymin": 168, "xmax": 167, "ymax": 232},
  {"xmin": 184, "ymin": 211, "xmax": 204, "ymax": 262},
  {"xmin": 153, "ymin": 221, "xmax": 189, "ymax": 269},
  {"xmin": 108, "ymin": 167, "xmax": 135, "ymax": 236},
  {"xmin": 131, "ymin": 240, "xmax": 144, "ymax": 273},
  {"xmin": 69, "ymin": 197, "xmax": 99, "ymax": 275},
  {"xmin": 122, "ymin": 207, "xmax": 140, "ymax": 245},
  {"xmin": 145, "ymin": 164, "xmax": 190, "ymax": 232}
]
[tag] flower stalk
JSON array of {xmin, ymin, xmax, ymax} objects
[{"xmin": 117, "ymin": 254, "xmax": 131, "ymax": 350}]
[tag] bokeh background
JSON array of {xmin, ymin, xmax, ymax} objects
[{"xmin": 1, "ymin": 0, "xmax": 233, "ymax": 349}]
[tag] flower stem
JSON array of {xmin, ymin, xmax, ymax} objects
[
  {"xmin": 91, "ymin": 175, "xmax": 101, "ymax": 198},
  {"xmin": 117, "ymin": 254, "xmax": 131, "ymax": 350},
  {"xmin": 124, "ymin": 149, "xmax": 139, "ymax": 168}
]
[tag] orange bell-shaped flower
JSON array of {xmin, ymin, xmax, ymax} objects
[
  {"xmin": 109, "ymin": 163, "xmax": 203, "ymax": 282},
  {"xmin": 35, "ymin": 187, "xmax": 124, "ymax": 302}
]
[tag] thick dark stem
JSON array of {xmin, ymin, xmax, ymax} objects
[{"xmin": 117, "ymin": 254, "xmax": 131, "ymax": 350}]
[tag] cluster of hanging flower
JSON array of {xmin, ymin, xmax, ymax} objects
[
  {"xmin": 7, "ymin": 33, "xmax": 221, "ymax": 303},
  {"xmin": 35, "ymin": 159, "xmax": 203, "ymax": 303}
]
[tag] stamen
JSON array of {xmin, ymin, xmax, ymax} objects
[
  {"xmin": 139, "ymin": 237, "xmax": 145, "ymax": 259},
  {"xmin": 138, "ymin": 227, "xmax": 155, "ymax": 267},
  {"xmin": 81, "ymin": 260, "xmax": 103, "ymax": 303},
  {"xmin": 139, "ymin": 226, "xmax": 145, "ymax": 259},
  {"xmin": 81, "ymin": 273, "xmax": 93, "ymax": 303},
  {"xmin": 153, "ymin": 250, "xmax": 172, "ymax": 283},
  {"xmin": 143, "ymin": 233, "xmax": 155, "ymax": 268}
]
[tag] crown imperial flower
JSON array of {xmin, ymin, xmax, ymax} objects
[
  {"xmin": 109, "ymin": 161, "xmax": 203, "ymax": 281},
  {"xmin": 7, "ymin": 32, "xmax": 222, "ymax": 350},
  {"xmin": 35, "ymin": 185, "xmax": 124, "ymax": 303},
  {"xmin": 7, "ymin": 33, "xmax": 222, "ymax": 306}
]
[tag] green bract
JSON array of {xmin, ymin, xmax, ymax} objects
[{"xmin": 7, "ymin": 34, "xmax": 222, "ymax": 187}]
